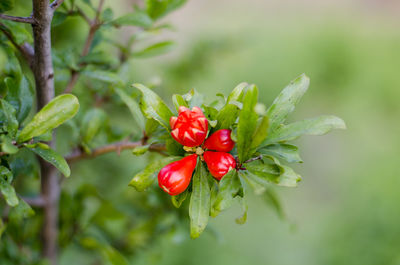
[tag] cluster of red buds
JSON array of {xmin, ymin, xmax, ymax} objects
[{"xmin": 158, "ymin": 106, "xmax": 236, "ymax": 196}]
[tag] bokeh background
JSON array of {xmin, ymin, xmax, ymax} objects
[
  {"xmin": 124, "ymin": 1, "xmax": 400, "ymax": 264},
  {"xmin": 11, "ymin": 0, "xmax": 398, "ymax": 264}
]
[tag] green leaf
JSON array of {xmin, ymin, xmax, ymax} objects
[
  {"xmin": 0, "ymin": 99, "xmax": 18, "ymax": 137},
  {"xmin": 133, "ymin": 41, "xmax": 175, "ymax": 58},
  {"xmin": 0, "ymin": 0, "xmax": 14, "ymax": 12},
  {"xmin": 189, "ymin": 162, "xmax": 211, "ymax": 239},
  {"xmin": 182, "ymin": 88, "xmax": 203, "ymax": 109},
  {"xmin": 112, "ymin": 11, "xmax": 153, "ymax": 28},
  {"xmin": 80, "ymin": 237, "xmax": 129, "ymax": 265},
  {"xmin": 265, "ymin": 115, "xmax": 346, "ymax": 144},
  {"xmin": 52, "ymin": 11, "xmax": 68, "ymax": 27},
  {"xmin": 237, "ymin": 84, "xmax": 259, "ymax": 163},
  {"xmin": 227, "ymin": 82, "xmax": 247, "ymax": 103},
  {"xmin": 0, "ymin": 21, "xmax": 32, "ymax": 44},
  {"xmin": 131, "ymin": 144, "xmax": 150, "ymax": 156},
  {"xmin": 82, "ymin": 70, "xmax": 123, "ymax": 84},
  {"xmin": 0, "ymin": 219, "xmax": 5, "ymax": 238},
  {"xmin": 146, "ymin": 0, "xmax": 187, "ymax": 19},
  {"xmin": 250, "ymin": 115, "xmax": 269, "ymax": 150},
  {"xmin": 258, "ymin": 144, "xmax": 302, "ymax": 163},
  {"xmin": 245, "ymin": 162, "xmax": 301, "ymax": 188},
  {"xmin": 129, "ymin": 156, "xmax": 179, "ymax": 191},
  {"xmin": 27, "ymin": 145, "xmax": 71, "ymax": 177},
  {"xmin": 171, "ymin": 189, "xmax": 188, "ymax": 208},
  {"xmin": 263, "ymin": 188, "xmax": 285, "ymax": 220},
  {"xmin": 214, "ymin": 103, "xmax": 240, "ymax": 130},
  {"xmin": 211, "ymin": 170, "xmax": 241, "ymax": 217},
  {"xmin": 172, "ymin": 94, "xmax": 188, "ymax": 111},
  {"xmin": 81, "ymin": 108, "xmax": 107, "ymax": 145},
  {"xmin": 5, "ymin": 76, "xmax": 34, "ymax": 123},
  {"xmin": 267, "ymin": 74, "xmax": 310, "ymax": 132},
  {"xmin": 1, "ymin": 135, "xmax": 18, "ymax": 154},
  {"xmin": 132, "ymin": 83, "xmax": 173, "ymax": 130},
  {"xmin": 0, "ymin": 166, "xmax": 18, "ymax": 207},
  {"xmin": 115, "ymin": 87, "xmax": 145, "ymax": 130},
  {"xmin": 18, "ymin": 94, "xmax": 80, "ymax": 143},
  {"xmin": 235, "ymin": 197, "xmax": 248, "ymax": 225}
]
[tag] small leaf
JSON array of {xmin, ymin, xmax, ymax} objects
[
  {"xmin": 131, "ymin": 145, "xmax": 149, "ymax": 156},
  {"xmin": 189, "ymin": 162, "xmax": 211, "ymax": 239},
  {"xmin": 267, "ymin": 74, "xmax": 309, "ymax": 132},
  {"xmin": 263, "ymin": 188, "xmax": 285, "ymax": 220},
  {"xmin": 5, "ymin": 76, "xmax": 33, "ymax": 123},
  {"xmin": 18, "ymin": 94, "xmax": 80, "ymax": 143},
  {"xmin": 214, "ymin": 103, "xmax": 239, "ymax": 130},
  {"xmin": 1, "ymin": 135, "xmax": 18, "ymax": 154},
  {"xmin": 172, "ymin": 94, "xmax": 188, "ymax": 112},
  {"xmin": 235, "ymin": 197, "xmax": 248, "ymax": 225},
  {"xmin": 81, "ymin": 108, "xmax": 107, "ymax": 145},
  {"xmin": 0, "ymin": 166, "xmax": 18, "ymax": 207},
  {"xmin": 27, "ymin": 145, "xmax": 71, "ymax": 177},
  {"xmin": 227, "ymin": 82, "xmax": 247, "ymax": 103},
  {"xmin": 250, "ymin": 115, "xmax": 269, "ymax": 150},
  {"xmin": 182, "ymin": 88, "xmax": 203, "ymax": 109},
  {"xmin": 133, "ymin": 41, "xmax": 175, "ymax": 58},
  {"xmin": 265, "ymin": 115, "xmax": 346, "ymax": 144},
  {"xmin": 259, "ymin": 144, "xmax": 302, "ymax": 163},
  {"xmin": 129, "ymin": 156, "xmax": 179, "ymax": 191},
  {"xmin": 0, "ymin": 99, "xmax": 18, "ymax": 137},
  {"xmin": 171, "ymin": 189, "xmax": 188, "ymax": 208},
  {"xmin": 211, "ymin": 170, "xmax": 241, "ymax": 217},
  {"xmin": 245, "ymin": 162, "xmax": 301, "ymax": 188},
  {"xmin": 132, "ymin": 83, "xmax": 173, "ymax": 130},
  {"xmin": 115, "ymin": 87, "xmax": 145, "ymax": 130},
  {"xmin": 111, "ymin": 11, "xmax": 153, "ymax": 28},
  {"xmin": 237, "ymin": 85, "xmax": 259, "ymax": 163}
]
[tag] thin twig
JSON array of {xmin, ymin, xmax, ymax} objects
[
  {"xmin": 22, "ymin": 196, "xmax": 46, "ymax": 207},
  {"xmin": 64, "ymin": 0, "xmax": 104, "ymax": 93},
  {"xmin": 50, "ymin": 0, "xmax": 65, "ymax": 11},
  {"xmin": 0, "ymin": 13, "xmax": 36, "ymax": 24},
  {"xmin": 0, "ymin": 22, "xmax": 34, "ymax": 67},
  {"xmin": 66, "ymin": 141, "xmax": 167, "ymax": 163},
  {"xmin": 244, "ymin": 155, "xmax": 263, "ymax": 164}
]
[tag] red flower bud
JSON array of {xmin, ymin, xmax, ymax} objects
[
  {"xmin": 204, "ymin": 129, "xmax": 235, "ymax": 152},
  {"xmin": 158, "ymin": 154, "xmax": 198, "ymax": 196},
  {"xmin": 170, "ymin": 106, "xmax": 208, "ymax": 147},
  {"xmin": 203, "ymin": 151, "xmax": 236, "ymax": 180}
]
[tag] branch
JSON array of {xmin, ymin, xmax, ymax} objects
[
  {"xmin": 0, "ymin": 13, "xmax": 35, "ymax": 24},
  {"xmin": 22, "ymin": 196, "xmax": 46, "ymax": 207},
  {"xmin": 66, "ymin": 141, "xmax": 167, "ymax": 163},
  {"xmin": 50, "ymin": 0, "xmax": 65, "ymax": 11},
  {"xmin": 0, "ymin": 22, "xmax": 34, "ymax": 67},
  {"xmin": 64, "ymin": 0, "xmax": 104, "ymax": 93}
]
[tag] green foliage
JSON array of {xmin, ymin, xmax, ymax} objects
[
  {"xmin": 0, "ymin": 0, "xmax": 14, "ymax": 12},
  {"xmin": 27, "ymin": 144, "xmax": 71, "ymax": 177}
]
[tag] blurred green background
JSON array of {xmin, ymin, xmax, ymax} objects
[
  {"xmin": 45, "ymin": 0, "xmax": 400, "ymax": 264},
  {"xmin": 120, "ymin": 1, "xmax": 400, "ymax": 264}
]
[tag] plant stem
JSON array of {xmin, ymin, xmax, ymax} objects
[{"xmin": 31, "ymin": 0, "xmax": 59, "ymax": 264}]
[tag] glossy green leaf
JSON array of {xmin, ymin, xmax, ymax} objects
[
  {"xmin": 18, "ymin": 94, "xmax": 80, "ymax": 143},
  {"xmin": 214, "ymin": 103, "xmax": 240, "ymax": 130},
  {"xmin": 115, "ymin": 87, "xmax": 145, "ymax": 130},
  {"xmin": 189, "ymin": 162, "xmax": 211, "ymax": 239},
  {"xmin": 237, "ymin": 84, "xmax": 259, "ymax": 162},
  {"xmin": 0, "ymin": 99, "xmax": 18, "ymax": 137},
  {"xmin": 227, "ymin": 82, "xmax": 247, "ymax": 103},
  {"xmin": 146, "ymin": 0, "xmax": 187, "ymax": 19},
  {"xmin": 246, "ymin": 162, "xmax": 301, "ymax": 188},
  {"xmin": 129, "ymin": 156, "xmax": 179, "ymax": 191},
  {"xmin": 171, "ymin": 189, "xmax": 189, "ymax": 208},
  {"xmin": 259, "ymin": 144, "xmax": 302, "ymax": 163},
  {"xmin": 132, "ymin": 83, "xmax": 173, "ymax": 130},
  {"xmin": 133, "ymin": 41, "xmax": 175, "ymax": 58},
  {"xmin": 250, "ymin": 115, "xmax": 269, "ymax": 150},
  {"xmin": 27, "ymin": 145, "xmax": 71, "ymax": 177},
  {"xmin": 265, "ymin": 115, "xmax": 346, "ymax": 144},
  {"xmin": 267, "ymin": 74, "xmax": 309, "ymax": 132},
  {"xmin": 172, "ymin": 94, "xmax": 188, "ymax": 111},
  {"xmin": 111, "ymin": 11, "xmax": 153, "ymax": 28},
  {"xmin": 0, "ymin": 166, "xmax": 18, "ymax": 207},
  {"xmin": 5, "ymin": 76, "xmax": 33, "ymax": 123},
  {"xmin": 211, "ymin": 170, "xmax": 241, "ymax": 217},
  {"xmin": 81, "ymin": 108, "xmax": 107, "ymax": 145},
  {"xmin": 0, "ymin": 0, "xmax": 14, "ymax": 12}
]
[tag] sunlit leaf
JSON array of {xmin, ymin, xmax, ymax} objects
[
  {"xmin": 27, "ymin": 145, "xmax": 71, "ymax": 177},
  {"xmin": 259, "ymin": 144, "xmax": 302, "ymax": 163}
]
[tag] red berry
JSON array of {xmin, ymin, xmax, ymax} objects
[
  {"xmin": 204, "ymin": 129, "xmax": 235, "ymax": 152},
  {"xmin": 170, "ymin": 106, "xmax": 208, "ymax": 147},
  {"xmin": 203, "ymin": 151, "xmax": 236, "ymax": 180},
  {"xmin": 158, "ymin": 154, "xmax": 198, "ymax": 196}
]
